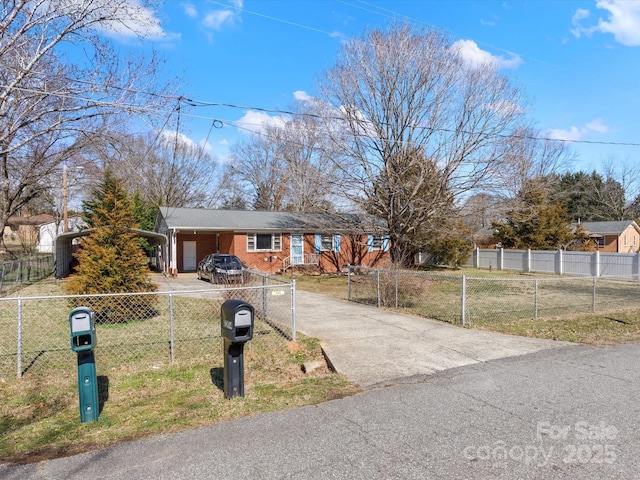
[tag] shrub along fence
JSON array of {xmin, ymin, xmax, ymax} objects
[
  {"xmin": 0, "ymin": 274, "xmax": 295, "ymax": 380},
  {"xmin": 347, "ymin": 265, "xmax": 640, "ymax": 326}
]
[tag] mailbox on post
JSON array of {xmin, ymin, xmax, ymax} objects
[
  {"xmin": 70, "ymin": 307, "xmax": 96, "ymax": 352},
  {"xmin": 69, "ymin": 307, "xmax": 99, "ymax": 423},
  {"xmin": 220, "ymin": 299, "xmax": 254, "ymax": 399}
]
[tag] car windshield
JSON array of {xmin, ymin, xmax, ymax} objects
[{"xmin": 214, "ymin": 257, "xmax": 242, "ymax": 269}]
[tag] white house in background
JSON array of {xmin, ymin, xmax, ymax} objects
[{"xmin": 38, "ymin": 216, "xmax": 85, "ymax": 253}]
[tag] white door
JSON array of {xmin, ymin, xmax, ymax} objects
[
  {"xmin": 183, "ymin": 241, "xmax": 197, "ymax": 271},
  {"xmin": 290, "ymin": 234, "xmax": 304, "ymax": 265}
]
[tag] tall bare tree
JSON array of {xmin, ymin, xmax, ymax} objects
[
  {"xmin": 88, "ymin": 131, "xmax": 220, "ymax": 208},
  {"xmin": 227, "ymin": 100, "xmax": 344, "ymax": 212},
  {"xmin": 0, "ymin": 0, "xmax": 174, "ymax": 246},
  {"xmin": 318, "ymin": 24, "xmax": 529, "ymax": 265}
]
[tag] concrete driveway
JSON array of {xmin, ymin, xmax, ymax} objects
[{"xmin": 295, "ymin": 290, "xmax": 571, "ymax": 388}]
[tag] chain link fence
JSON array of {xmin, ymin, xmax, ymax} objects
[
  {"xmin": 347, "ymin": 265, "xmax": 640, "ymax": 326},
  {"xmin": 0, "ymin": 273, "xmax": 294, "ymax": 381},
  {"xmin": 0, "ymin": 255, "xmax": 53, "ymax": 295}
]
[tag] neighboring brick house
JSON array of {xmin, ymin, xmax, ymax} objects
[
  {"xmin": 154, "ymin": 207, "xmax": 390, "ymax": 275},
  {"xmin": 574, "ymin": 221, "xmax": 640, "ymax": 253}
]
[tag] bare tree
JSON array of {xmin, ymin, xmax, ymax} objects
[
  {"xmin": 228, "ymin": 128, "xmax": 289, "ymax": 210},
  {"xmin": 0, "ymin": 0, "xmax": 174, "ymax": 246},
  {"xmin": 600, "ymin": 158, "xmax": 640, "ymax": 220},
  {"xmin": 318, "ymin": 24, "xmax": 529, "ymax": 265},
  {"xmin": 227, "ymin": 100, "xmax": 344, "ymax": 212},
  {"xmin": 91, "ymin": 131, "xmax": 220, "ymax": 208}
]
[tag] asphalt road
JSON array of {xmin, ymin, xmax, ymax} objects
[{"xmin": 4, "ymin": 341, "xmax": 640, "ymax": 479}]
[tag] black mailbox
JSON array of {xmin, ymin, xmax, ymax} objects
[
  {"xmin": 220, "ymin": 299, "xmax": 255, "ymax": 399},
  {"xmin": 221, "ymin": 299, "xmax": 254, "ymax": 343}
]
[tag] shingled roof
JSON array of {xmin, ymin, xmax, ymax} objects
[
  {"xmin": 155, "ymin": 207, "xmax": 385, "ymax": 234},
  {"xmin": 573, "ymin": 221, "xmax": 640, "ymax": 236}
]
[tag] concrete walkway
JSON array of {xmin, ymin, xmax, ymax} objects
[{"xmin": 295, "ymin": 290, "xmax": 570, "ymax": 388}]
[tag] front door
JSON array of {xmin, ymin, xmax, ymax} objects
[
  {"xmin": 290, "ymin": 234, "xmax": 304, "ymax": 265},
  {"xmin": 183, "ymin": 241, "xmax": 197, "ymax": 271}
]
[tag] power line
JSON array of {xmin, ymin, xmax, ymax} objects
[{"xmin": 3, "ymin": 80, "xmax": 640, "ymax": 149}]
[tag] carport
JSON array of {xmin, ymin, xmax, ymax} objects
[{"xmin": 55, "ymin": 229, "xmax": 167, "ymax": 279}]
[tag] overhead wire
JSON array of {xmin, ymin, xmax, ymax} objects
[
  {"xmin": 1, "ymin": 0, "xmax": 638, "ymax": 152},
  {"xmin": 3, "ymin": 80, "xmax": 640, "ymax": 150}
]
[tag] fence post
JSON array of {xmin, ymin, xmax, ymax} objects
[
  {"xmin": 527, "ymin": 249, "xmax": 532, "ymax": 273},
  {"xmin": 376, "ymin": 270, "xmax": 381, "ymax": 308},
  {"xmin": 169, "ymin": 293, "xmax": 175, "ymax": 364},
  {"xmin": 262, "ymin": 275, "xmax": 268, "ymax": 319},
  {"xmin": 595, "ymin": 250, "xmax": 600, "ymax": 278},
  {"xmin": 15, "ymin": 260, "xmax": 22, "ymax": 286},
  {"xmin": 395, "ymin": 269, "xmax": 399, "ymax": 309},
  {"xmin": 291, "ymin": 279, "xmax": 296, "ymax": 342},
  {"xmin": 592, "ymin": 277, "xmax": 597, "ymax": 313},
  {"xmin": 347, "ymin": 265, "xmax": 352, "ymax": 301},
  {"xmin": 461, "ymin": 275, "xmax": 466, "ymax": 326},
  {"xmin": 17, "ymin": 297, "xmax": 22, "ymax": 378},
  {"xmin": 558, "ymin": 249, "xmax": 563, "ymax": 276},
  {"xmin": 534, "ymin": 279, "xmax": 538, "ymax": 320}
]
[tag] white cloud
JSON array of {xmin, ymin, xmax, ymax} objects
[
  {"xmin": 451, "ymin": 39, "xmax": 523, "ymax": 69},
  {"xmin": 182, "ymin": 3, "xmax": 198, "ymax": 18},
  {"xmin": 203, "ymin": 10, "xmax": 235, "ymax": 30},
  {"xmin": 91, "ymin": 0, "xmax": 167, "ymax": 40},
  {"xmin": 595, "ymin": 0, "xmax": 640, "ymax": 46},
  {"xmin": 236, "ymin": 111, "xmax": 289, "ymax": 135},
  {"xmin": 159, "ymin": 130, "xmax": 199, "ymax": 149},
  {"xmin": 546, "ymin": 118, "xmax": 609, "ymax": 141},
  {"xmin": 585, "ymin": 118, "xmax": 610, "ymax": 133},
  {"xmin": 294, "ymin": 90, "xmax": 313, "ymax": 102},
  {"xmin": 572, "ymin": 1, "xmax": 640, "ymax": 46}
]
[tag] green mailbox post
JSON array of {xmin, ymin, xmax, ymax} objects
[
  {"xmin": 220, "ymin": 299, "xmax": 254, "ymax": 399},
  {"xmin": 69, "ymin": 306, "xmax": 99, "ymax": 423}
]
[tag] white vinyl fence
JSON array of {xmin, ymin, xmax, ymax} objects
[{"xmin": 467, "ymin": 248, "xmax": 640, "ymax": 280}]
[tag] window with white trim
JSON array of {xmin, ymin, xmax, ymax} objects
[
  {"xmin": 320, "ymin": 234, "xmax": 335, "ymax": 252},
  {"xmin": 247, "ymin": 233, "xmax": 282, "ymax": 251}
]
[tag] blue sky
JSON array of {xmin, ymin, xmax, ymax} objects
[{"xmin": 119, "ymin": 0, "xmax": 640, "ymax": 173}]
